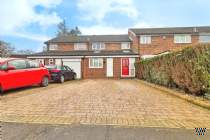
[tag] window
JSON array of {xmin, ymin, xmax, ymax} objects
[
  {"xmin": 174, "ymin": 34, "xmax": 191, "ymax": 44},
  {"xmin": 89, "ymin": 58, "xmax": 103, "ymax": 68},
  {"xmin": 121, "ymin": 42, "xmax": 130, "ymax": 49},
  {"xmin": 0, "ymin": 63, "xmax": 7, "ymax": 70},
  {"xmin": 74, "ymin": 43, "xmax": 87, "ymax": 50},
  {"xmin": 28, "ymin": 60, "xmax": 39, "ymax": 68},
  {"xmin": 140, "ymin": 35, "xmax": 151, "ymax": 44},
  {"xmin": 92, "ymin": 43, "xmax": 105, "ymax": 50},
  {"xmin": 8, "ymin": 60, "xmax": 27, "ymax": 69},
  {"xmin": 199, "ymin": 34, "xmax": 210, "ymax": 43},
  {"xmin": 49, "ymin": 44, "xmax": 58, "ymax": 50},
  {"xmin": 49, "ymin": 59, "xmax": 54, "ymax": 65}
]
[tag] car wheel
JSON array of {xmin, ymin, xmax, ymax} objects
[
  {"xmin": 41, "ymin": 77, "xmax": 49, "ymax": 87},
  {"xmin": 73, "ymin": 74, "xmax": 77, "ymax": 80},
  {"xmin": 60, "ymin": 75, "xmax": 65, "ymax": 83}
]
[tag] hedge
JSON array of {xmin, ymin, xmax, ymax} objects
[{"xmin": 135, "ymin": 44, "xmax": 210, "ymax": 96}]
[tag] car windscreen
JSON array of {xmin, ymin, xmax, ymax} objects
[{"xmin": 0, "ymin": 63, "xmax": 7, "ymax": 70}]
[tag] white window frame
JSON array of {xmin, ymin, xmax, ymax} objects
[
  {"xmin": 89, "ymin": 58, "xmax": 103, "ymax": 68},
  {"xmin": 140, "ymin": 35, "xmax": 151, "ymax": 44},
  {"xmin": 199, "ymin": 33, "xmax": 210, "ymax": 43},
  {"xmin": 49, "ymin": 59, "xmax": 54, "ymax": 65},
  {"xmin": 74, "ymin": 43, "xmax": 87, "ymax": 50},
  {"xmin": 92, "ymin": 42, "xmax": 105, "ymax": 50},
  {"xmin": 121, "ymin": 42, "xmax": 130, "ymax": 50},
  {"xmin": 49, "ymin": 44, "xmax": 58, "ymax": 51},
  {"xmin": 174, "ymin": 34, "xmax": 191, "ymax": 44}
]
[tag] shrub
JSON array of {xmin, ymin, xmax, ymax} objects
[{"xmin": 135, "ymin": 44, "xmax": 210, "ymax": 96}]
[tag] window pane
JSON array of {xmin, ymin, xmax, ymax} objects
[
  {"xmin": 8, "ymin": 60, "xmax": 27, "ymax": 69},
  {"xmin": 121, "ymin": 43, "xmax": 130, "ymax": 49},
  {"xmin": 49, "ymin": 44, "xmax": 58, "ymax": 50},
  {"xmin": 174, "ymin": 35, "xmax": 191, "ymax": 43},
  {"xmin": 199, "ymin": 35, "xmax": 210, "ymax": 43},
  {"xmin": 74, "ymin": 43, "xmax": 87, "ymax": 50},
  {"xmin": 0, "ymin": 63, "xmax": 7, "ymax": 70},
  {"xmin": 28, "ymin": 60, "xmax": 39, "ymax": 68},
  {"xmin": 140, "ymin": 36, "xmax": 151, "ymax": 44},
  {"xmin": 92, "ymin": 43, "xmax": 105, "ymax": 50}
]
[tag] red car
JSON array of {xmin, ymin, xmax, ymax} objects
[{"xmin": 0, "ymin": 58, "xmax": 50, "ymax": 93}]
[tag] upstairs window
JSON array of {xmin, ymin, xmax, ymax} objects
[
  {"xmin": 121, "ymin": 42, "xmax": 130, "ymax": 49},
  {"xmin": 140, "ymin": 35, "xmax": 151, "ymax": 44},
  {"xmin": 49, "ymin": 44, "xmax": 58, "ymax": 51},
  {"xmin": 92, "ymin": 43, "xmax": 105, "ymax": 50},
  {"xmin": 174, "ymin": 34, "xmax": 191, "ymax": 44},
  {"xmin": 74, "ymin": 43, "xmax": 87, "ymax": 50},
  {"xmin": 199, "ymin": 34, "xmax": 210, "ymax": 43}
]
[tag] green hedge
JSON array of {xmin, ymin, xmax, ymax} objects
[{"xmin": 135, "ymin": 44, "xmax": 210, "ymax": 96}]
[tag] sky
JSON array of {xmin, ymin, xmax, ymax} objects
[{"xmin": 0, "ymin": 0, "xmax": 210, "ymax": 52}]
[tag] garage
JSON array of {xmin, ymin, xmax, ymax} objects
[{"xmin": 62, "ymin": 59, "xmax": 81, "ymax": 79}]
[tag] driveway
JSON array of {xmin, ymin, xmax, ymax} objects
[{"xmin": 0, "ymin": 79, "xmax": 210, "ymax": 129}]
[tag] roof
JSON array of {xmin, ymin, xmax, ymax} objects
[
  {"xmin": 45, "ymin": 35, "xmax": 131, "ymax": 44},
  {"xmin": 129, "ymin": 26, "xmax": 210, "ymax": 35},
  {"xmin": 29, "ymin": 50, "xmax": 138, "ymax": 57}
]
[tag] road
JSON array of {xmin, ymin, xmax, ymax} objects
[{"xmin": 1, "ymin": 122, "xmax": 209, "ymax": 140}]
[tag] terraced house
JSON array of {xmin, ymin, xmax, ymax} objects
[
  {"xmin": 129, "ymin": 26, "xmax": 210, "ymax": 58},
  {"xmin": 28, "ymin": 26, "xmax": 210, "ymax": 79},
  {"xmin": 29, "ymin": 35, "xmax": 139, "ymax": 79}
]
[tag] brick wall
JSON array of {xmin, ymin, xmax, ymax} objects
[
  {"xmin": 83, "ymin": 58, "xmax": 106, "ymax": 78},
  {"xmin": 130, "ymin": 34, "xmax": 200, "ymax": 55},
  {"xmin": 128, "ymin": 30, "xmax": 139, "ymax": 54},
  {"xmin": 83, "ymin": 58, "xmax": 122, "ymax": 79},
  {"xmin": 48, "ymin": 42, "xmax": 131, "ymax": 52},
  {"xmin": 103, "ymin": 43, "xmax": 121, "ymax": 51}
]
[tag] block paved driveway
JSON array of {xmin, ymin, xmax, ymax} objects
[{"xmin": 0, "ymin": 79, "xmax": 210, "ymax": 129}]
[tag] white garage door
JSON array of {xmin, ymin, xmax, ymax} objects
[{"xmin": 63, "ymin": 59, "xmax": 81, "ymax": 79}]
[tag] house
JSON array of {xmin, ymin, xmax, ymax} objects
[
  {"xmin": 28, "ymin": 26, "xmax": 210, "ymax": 79},
  {"xmin": 28, "ymin": 35, "xmax": 139, "ymax": 79},
  {"xmin": 129, "ymin": 26, "xmax": 210, "ymax": 58}
]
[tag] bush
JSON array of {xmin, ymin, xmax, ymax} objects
[{"xmin": 135, "ymin": 44, "xmax": 210, "ymax": 96}]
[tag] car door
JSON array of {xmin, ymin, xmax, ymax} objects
[
  {"xmin": 6, "ymin": 59, "xmax": 29, "ymax": 89},
  {"xmin": 26, "ymin": 60, "xmax": 42, "ymax": 84},
  {"xmin": 62, "ymin": 66, "xmax": 70, "ymax": 80},
  {"xmin": 65, "ymin": 66, "xmax": 74, "ymax": 79}
]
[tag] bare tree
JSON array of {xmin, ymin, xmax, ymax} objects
[
  {"xmin": 0, "ymin": 41, "xmax": 15, "ymax": 58},
  {"xmin": 56, "ymin": 19, "xmax": 82, "ymax": 36}
]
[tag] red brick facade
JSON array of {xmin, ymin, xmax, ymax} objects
[{"xmin": 48, "ymin": 42, "xmax": 127, "ymax": 52}]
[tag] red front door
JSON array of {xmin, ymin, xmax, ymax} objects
[{"xmin": 122, "ymin": 58, "xmax": 129, "ymax": 76}]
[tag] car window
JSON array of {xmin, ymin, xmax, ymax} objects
[
  {"xmin": 28, "ymin": 60, "xmax": 40, "ymax": 68},
  {"xmin": 8, "ymin": 60, "xmax": 27, "ymax": 69},
  {"xmin": 61, "ymin": 66, "xmax": 66, "ymax": 70},
  {"xmin": 0, "ymin": 63, "xmax": 8, "ymax": 70},
  {"xmin": 65, "ymin": 66, "xmax": 72, "ymax": 71}
]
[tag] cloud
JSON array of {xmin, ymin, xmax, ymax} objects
[
  {"xmin": 80, "ymin": 21, "xmax": 151, "ymax": 35},
  {"xmin": 11, "ymin": 32, "xmax": 50, "ymax": 42},
  {"xmin": 0, "ymin": 0, "xmax": 62, "ymax": 40},
  {"xmin": 77, "ymin": 0, "xmax": 139, "ymax": 22},
  {"xmin": 77, "ymin": 0, "xmax": 154, "ymax": 35}
]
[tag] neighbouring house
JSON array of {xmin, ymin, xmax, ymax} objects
[
  {"xmin": 28, "ymin": 26, "xmax": 210, "ymax": 79},
  {"xmin": 129, "ymin": 26, "xmax": 210, "ymax": 58},
  {"xmin": 28, "ymin": 35, "xmax": 139, "ymax": 79}
]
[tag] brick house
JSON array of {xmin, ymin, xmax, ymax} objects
[
  {"xmin": 28, "ymin": 26, "xmax": 210, "ymax": 79},
  {"xmin": 28, "ymin": 35, "xmax": 139, "ymax": 79},
  {"xmin": 129, "ymin": 26, "xmax": 210, "ymax": 58}
]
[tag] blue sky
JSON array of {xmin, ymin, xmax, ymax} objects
[{"xmin": 0, "ymin": 0, "xmax": 210, "ymax": 52}]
